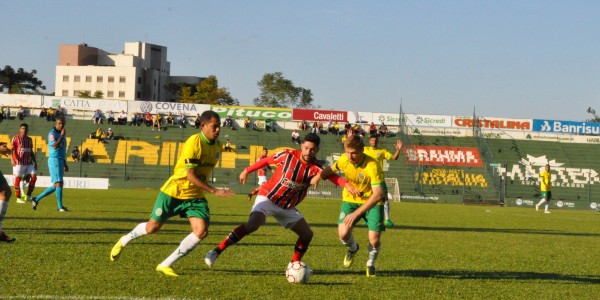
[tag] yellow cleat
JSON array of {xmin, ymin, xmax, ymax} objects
[
  {"xmin": 156, "ymin": 265, "xmax": 179, "ymax": 277},
  {"xmin": 110, "ymin": 239, "xmax": 123, "ymax": 262},
  {"xmin": 343, "ymin": 244, "xmax": 359, "ymax": 268},
  {"xmin": 366, "ymin": 266, "xmax": 376, "ymax": 277}
]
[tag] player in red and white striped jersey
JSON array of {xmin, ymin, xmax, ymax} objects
[
  {"xmin": 11, "ymin": 123, "xmax": 37, "ymax": 203},
  {"xmin": 205, "ymin": 133, "xmax": 360, "ymax": 267}
]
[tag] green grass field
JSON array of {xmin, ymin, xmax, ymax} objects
[{"xmin": 1, "ymin": 189, "xmax": 599, "ymax": 299}]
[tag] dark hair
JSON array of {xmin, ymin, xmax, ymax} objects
[
  {"xmin": 20, "ymin": 123, "xmax": 29, "ymax": 129},
  {"xmin": 199, "ymin": 110, "xmax": 220, "ymax": 126},
  {"xmin": 302, "ymin": 133, "xmax": 321, "ymax": 147}
]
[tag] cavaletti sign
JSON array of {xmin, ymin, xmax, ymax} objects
[
  {"xmin": 405, "ymin": 146, "xmax": 483, "ymax": 167},
  {"xmin": 212, "ymin": 106, "xmax": 292, "ymax": 121},
  {"xmin": 292, "ymin": 109, "xmax": 347, "ymax": 122},
  {"xmin": 453, "ymin": 116, "xmax": 532, "ymax": 131}
]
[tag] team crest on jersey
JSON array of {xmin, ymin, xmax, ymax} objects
[
  {"xmin": 155, "ymin": 208, "xmax": 163, "ymax": 216},
  {"xmin": 339, "ymin": 212, "xmax": 346, "ymax": 219},
  {"xmin": 358, "ymin": 173, "xmax": 365, "ymax": 180}
]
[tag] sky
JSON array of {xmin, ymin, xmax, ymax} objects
[{"xmin": 2, "ymin": 1, "xmax": 600, "ymax": 121}]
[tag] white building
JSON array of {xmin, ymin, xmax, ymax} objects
[{"xmin": 55, "ymin": 42, "xmax": 202, "ymax": 101}]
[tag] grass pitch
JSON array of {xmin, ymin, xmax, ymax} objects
[{"xmin": 1, "ymin": 189, "xmax": 599, "ymax": 299}]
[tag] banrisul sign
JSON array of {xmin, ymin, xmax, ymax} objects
[
  {"xmin": 212, "ymin": 106, "xmax": 292, "ymax": 121},
  {"xmin": 533, "ymin": 119, "xmax": 600, "ymax": 135}
]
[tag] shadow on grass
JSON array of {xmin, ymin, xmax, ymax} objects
[
  {"xmin": 398, "ymin": 225, "xmax": 600, "ymax": 237},
  {"xmin": 317, "ymin": 269, "xmax": 600, "ymax": 284}
]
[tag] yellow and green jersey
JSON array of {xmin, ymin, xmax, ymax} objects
[
  {"xmin": 331, "ymin": 153, "xmax": 384, "ymax": 205},
  {"xmin": 539, "ymin": 170, "xmax": 551, "ymax": 192},
  {"xmin": 160, "ymin": 132, "xmax": 221, "ymax": 199},
  {"xmin": 363, "ymin": 146, "xmax": 392, "ymax": 172}
]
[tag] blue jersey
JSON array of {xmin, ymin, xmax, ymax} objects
[{"xmin": 48, "ymin": 128, "xmax": 66, "ymax": 159}]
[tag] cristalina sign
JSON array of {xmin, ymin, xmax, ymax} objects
[
  {"xmin": 212, "ymin": 105, "xmax": 292, "ymax": 121},
  {"xmin": 405, "ymin": 146, "xmax": 484, "ymax": 167},
  {"xmin": 453, "ymin": 116, "xmax": 532, "ymax": 131}
]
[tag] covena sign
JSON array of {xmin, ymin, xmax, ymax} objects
[
  {"xmin": 212, "ymin": 106, "xmax": 292, "ymax": 121},
  {"xmin": 404, "ymin": 146, "xmax": 483, "ymax": 167},
  {"xmin": 130, "ymin": 101, "xmax": 210, "ymax": 115},
  {"xmin": 453, "ymin": 116, "xmax": 532, "ymax": 131},
  {"xmin": 293, "ymin": 109, "xmax": 347, "ymax": 122},
  {"xmin": 533, "ymin": 119, "xmax": 600, "ymax": 135}
]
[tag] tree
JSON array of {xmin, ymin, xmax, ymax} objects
[
  {"xmin": 586, "ymin": 107, "xmax": 600, "ymax": 122},
  {"xmin": 253, "ymin": 72, "xmax": 316, "ymax": 108},
  {"xmin": 0, "ymin": 65, "xmax": 46, "ymax": 94},
  {"xmin": 165, "ymin": 82, "xmax": 197, "ymax": 100},
  {"xmin": 93, "ymin": 91, "xmax": 104, "ymax": 99},
  {"xmin": 78, "ymin": 91, "xmax": 92, "ymax": 98},
  {"xmin": 174, "ymin": 75, "xmax": 239, "ymax": 105}
]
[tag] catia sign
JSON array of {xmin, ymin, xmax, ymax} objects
[
  {"xmin": 404, "ymin": 146, "xmax": 483, "ymax": 167},
  {"xmin": 453, "ymin": 117, "xmax": 532, "ymax": 131},
  {"xmin": 293, "ymin": 109, "xmax": 347, "ymax": 122},
  {"xmin": 212, "ymin": 106, "xmax": 292, "ymax": 121},
  {"xmin": 533, "ymin": 119, "xmax": 600, "ymax": 135}
]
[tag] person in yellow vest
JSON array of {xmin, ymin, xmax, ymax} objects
[
  {"xmin": 363, "ymin": 135, "xmax": 402, "ymax": 226},
  {"xmin": 535, "ymin": 164, "xmax": 552, "ymax": 214}
]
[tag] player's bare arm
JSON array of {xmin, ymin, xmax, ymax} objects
[
  {"xmin": 391, "ymin": 140, "xmax": 403, "ymax": 160},
  {"xmin": 186, "ymin": 168, "xmax": 234, "ymax": 197},
  {"xmin": 342, "ymin": 186, "xmax": 383, "ymax": 227}
]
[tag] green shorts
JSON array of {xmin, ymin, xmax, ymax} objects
[
  {"xmin": 338, "ymin": 201, "xmax": 385, "ymax": 232},
  {"xmin": 150, "ymin": 191, "xmax": 210, "ymax": 223},
  {"xmin": 541, "ymin": 191, "xmax": 552, "ymax": 201}
]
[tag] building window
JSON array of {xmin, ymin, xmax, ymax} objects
[
  {"xmin": 119, "ymin": 91, "xmax": 125, "ymax": 98},
  {"xmin": 136, "ymin": 92, "xmax": 141, "ymax": 98},
  {"xmin": 137, "ymin": 77, "xmax": 141, "ymax": 84},
  {"xmin": 74, "ymin": 76, "xmax": 80, "ymax": 82},
  {"xmin": 97, "ymin": 76, "xmax": 103, "ymax": 83},
  {"xmin": 86, "ymin": 76, "xmax": 92, "ymax": 82},
  {"xmin": 108, "ymin": 76, "xmax": 114, "ymax": 83},
  {"xmin": 62, "ymin": 90, "xmax": 69, "ymax": 96},
  {"xmin": 119, "ymin": 76, "xmax": 126, "ymax": 83},
  {"xmin": 73, "ymin": 90, "xmax": 80, "ymax": 97},
  {"xmin": 107, "ymin": 91, "xmax": 114, "ymax": 98},
  {"xmin": 62, "ymin": 75, "xmax": 69, "ymax": 82}
]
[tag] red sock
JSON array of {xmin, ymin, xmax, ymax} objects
[
  {"xmin": 14, "ymin": 177, "xmax": 21, "ymax": 197},
  {"xmin": 27, "ymin": 175, "xmax": 37, "ymax": 196},
  {"xmin": 291, "ymin": 238, "xmax": 310, "ymax": 262},
  {"xmin": 217, "ymin": 225, "xmax": 248, "ymax": 252}
]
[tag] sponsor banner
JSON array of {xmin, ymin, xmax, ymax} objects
[
  {"xmin": 43, "ymin": 96, "xmax": 129, "ymax": 113},
  {"xmin": 130, "ymin": 100, "xmax": 210, "ymax": 115},
  {"xmin": 405, "ymin": 146, "xmax": 483, "ymax": 167},
  {"xmin": 212, "ymin": 105, "xmax": 292, "ymax": 121},
  {"xmin": 4, "ymin": 175, "xmax": 109, "ymax": 189},
  {"xmin": 533, "ymin": 119, "xmax": 600, "ymax": 135},
  {"xmin": 352, "ymin": 112, "xmax": 452, "ymax": 127},
  {"xmin": 453, "ymin": 116, "xmax": 532, "ymax": 131},
  {"xmin": 500, "ymin": 154, "xmax": 600, "ymax": 188},
  {"xmin": 417, "ymin": 168, "xmax": 488, "ymax": 187},
  {"xmin": 292, "ymin": 109, "xmax": 347, "ymax": 122},
  {"xmin": 0, "ymin": 94, "xmax": 42, "ymax": 107},
  {"xmin": 407, "ymin": 126, "xmax": 471, "ymax": 137}
]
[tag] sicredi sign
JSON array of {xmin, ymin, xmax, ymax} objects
[
  {"xmin": 212, "ymin": 106, "xmax": 292, "ymax": 121},
  {"xmin": 533, "ymin": 119, "xmax": 600, "ymax": 135},
  {"xmin": 292, "ymin": 109, "xmax": 347, "ymax": 122},
  {"xmin": 130, "ymin": 101, "xmax": 210, "ymax": 115}
]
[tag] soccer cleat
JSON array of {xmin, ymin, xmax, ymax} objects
[
  {"xmin": 58, "ymin": 207, "xmax": 69, "ymax": 212},
  {"xmin": 385, "ymin": 220, "xmax": 395, "ymax": 227},
  {"xmin": 343, "ymin": 243, "xmax": 359, "ymax": 268},
  {"xmin": 0, "ymin": 231, "xmax": 16, "ymax": 243},
  {"xmin": 31, "ymin": 197, "xmax": 38, "ymax": 210},
  {"xmin": 544, "ymin": 211, "xmax": 551, "ymax": 214},
  {"xmin": 247, "ymin": 193, "xmax": 253, "ymax": 201},
  {"xmin": 366, "ymin": 266, "xmax": 376, "ymax": 277},
  {"xmin": 156, "ymin": 265, "xmax": 179, "ymax": 277},
  {"xmin": 110, "ymin": 239, "xmax": 124, "ymax": 261},
  {"xmin": 205, "ymin": 249, "xmax": 220, "ymax": 268},
  {"xmin": 16, "ymin": 196, "xmax": 26, "ymax": 204},
  {"xmin": 535, "ymin": 205, "xmax": 539, "ymax": 212}
]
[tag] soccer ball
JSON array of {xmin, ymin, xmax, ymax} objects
[{"xmin": 285, "ymin": 261, "xmax": 311, "ymax": 284}]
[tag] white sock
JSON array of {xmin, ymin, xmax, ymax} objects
[
  {"xmin": 384, "ymin": 201, "xmax": 390, "ymax": 220},
  {"xmin": 544, "ymin": 204, "xmax": 549, "ymax": 212},
  {"xmin": 341, "ymin": 234, "xmax": 358, "ymax": 252},
  {"xmin": 159, "ymin": 233, "xmax": 201, "ymax": 267},
  {"xmin": 536, "ymin": 199, "xmax": 546, "ymax": 206},
  {"xmin": 0, "ymin": 200, "xmax": 8, "ymax": 231},
  {"xmin": 120, "ymin": 222, "xmax": 148, "ymax": 246},
  {"xmin": 367, "ymin": 244, "xmax": 381, "ymax": 267}
]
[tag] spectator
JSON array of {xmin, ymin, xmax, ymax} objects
[
  {"xmin": 244, "ymin": 117, "xmax": 251, "ymax": 130},
  {"xmin": 92, "ymin": 110, "xmax": 103, "ymax": 124},
  {"xmin": 118, "ymin": 111, "xmax": 128, "ymax": 125},
  {"xmin": 310, "ymin": 121, "xmax": 318, "ymax": 134},
  {"xmin": 369, "ymin": 122, "xmax": 377, "ymax": 136},
  {"xmin": 1, "ymin": 107, "xmax": 11, "ymax": 120},
  {"xmin": 131, "ymin": 112, "xmax": 143, "ymax": 126},
  {"xmin": 177, "ymin": 112, "xmax": 187, "ymax": 128},
  {"xmin": 265, "ymin": 118, "xmax": 275, "ymax": 132},
  {"xmin": 144, "ymin": 112, "xmax": 153, "ymax": 126},
  {"xmin": 46, "ymin": 107, "xmax": 55, "ymax": 122},
  {"xmin": 55, "ymin": 106, "xmax": 65, "ymax": 119},
  {"xmin": 318, "ymin": 122, "xmax": 325, "ymax": 134},
  {"xmin": 82, "ymin": 148, "xmax": 93, "ymax": 163},
  {"xmin": 327, "ymin": 121, "xmax": 334, "ymax": 134},
  {"xmin": 291, "ymin": 129, "xmax": 300, "ymax": 144},
  {"xmin": 152, "ymin": 113, "xmax": 162, "ymax": 131},
  {"xmin": 165, "ymin": 112, "xmax": 175, "ymax": 126},
  {"xmin": 39, "ymin": 107, "xmax": 48, "ymax": 119},
  {"xmin": 343, "ymin": 121, "xmax": 351, "ymax": 135},
  {"xmin": 17, "ymin": 106, "xmax": 26, "ymax": 120},
  {"xmin": 223, "ymin": 116, "xmax": 234, "ymax": 129},
  {"xmin": 106, "ymin": 128, "xmax": 114, "ymax": 140},
  {"xmin": 332, "ymin": 122, "xmax": 340, "ymax": 135},
  {"xmin": 224, "ymin": 139, "xmax": 233, "ymax": 152},
  {"xmin": 71, "ymin": 146, "xmax": 80, "ymax": 162},
  {"xmin": 92, "ymin": 127, "xmax": 105, "ymax": 143},
  {"xmin": 299, "ymin": 120, "xmax": 309, "ymax": 131},
  {"xmin": 194, "ymin": 113, "xmax": 201, "ymax": 129},
  {"xmin": 378, "ymin": 122, "xmax": 389, "ymax": 137},
  {"xmin": 107, "ymin": 111, "xmax": 115, "ymax": 125}
]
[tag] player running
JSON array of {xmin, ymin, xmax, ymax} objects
[
  {"xmin": 312, "ymin": 134, "xmax": 385, "ymax": 277},
  {"xmin": 363, "ymin": 135, "xmax": 402, "ymax": 226},
  {"xmin": 205, "ymin": 133, "xmax": 359, "ymax": 267}
]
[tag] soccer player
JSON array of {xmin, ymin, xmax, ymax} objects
[
  {"xmin": 246, "ymin": 148, "xmax": 270, "ymax": 201},
  {"xmin": 109, "ymin": 110, "xmax": 235, "ymax": 277},
  {"xmin": 0, "ymin": 142, "xmax": 16, "ymax": 242},
  {"xmin": 31, "ymin": 117, "xmax": 69, "ymax": 212},
  {"xmin": 363, "ymin": 135, "xmax": 402, "ymax": 226},
  {"xmin": 204, "ymin": 133, "xmax": 359, "ymax": 268},
  {"xmin": 11, "ymin": 123, "xmax": 38, "ymax": 204},
  {"xmin": 535, "ymin": 164, "xmax": 552, "ymax": 214},
  {"xmin": 311, "ymin": 134, "xmax": 385, "ymax": 277}
]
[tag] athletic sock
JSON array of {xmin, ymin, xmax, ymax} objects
[
  {"xmin": 366, "ymin": 244, "xmax": 381, "ymax": 267},
  {"xmin": 159, "ymin": 233, "xmax": 202, "ymax": 267},
  {"xmin": 56, "ymin": 187, "xmax": 63, "ymax": 209},
  {"xmin": 27, "ymin": 175, "xmax": 37, "ymax": 196},
  {"xmin": 544, "ymin": 204, "xmax": 549, "ymax": 212},
  {"xmin": 120, "ymin": 222, "xmax": 148, "ymax": 246},
  {"xmin": 291, "ymin": 238, "xmax": 310, "ymax": 262},
  {"xmin": 341, "ymin": 234, "xmax": 358, "ymax": 252},
  {"xmin": 36, "ymin": 186, "xmax": 56, "ymax": 202},
  {"xmin": 14, "ymin": 177, "xmax": 22, "ymax": 198},
  {"xmin": 0, "ymin": 200, "xmax": 8, "ymax": 231},
  {"xmin": 384, "ymin": 201, "xmax": 391, "ymax": 220},
  {"xmin": 536, "ymin": 198, "xmax": 546, "ymax": 207},
  {"xmin": 217, "ymin": 225, "xmax": 248, "ymax": 253}
]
